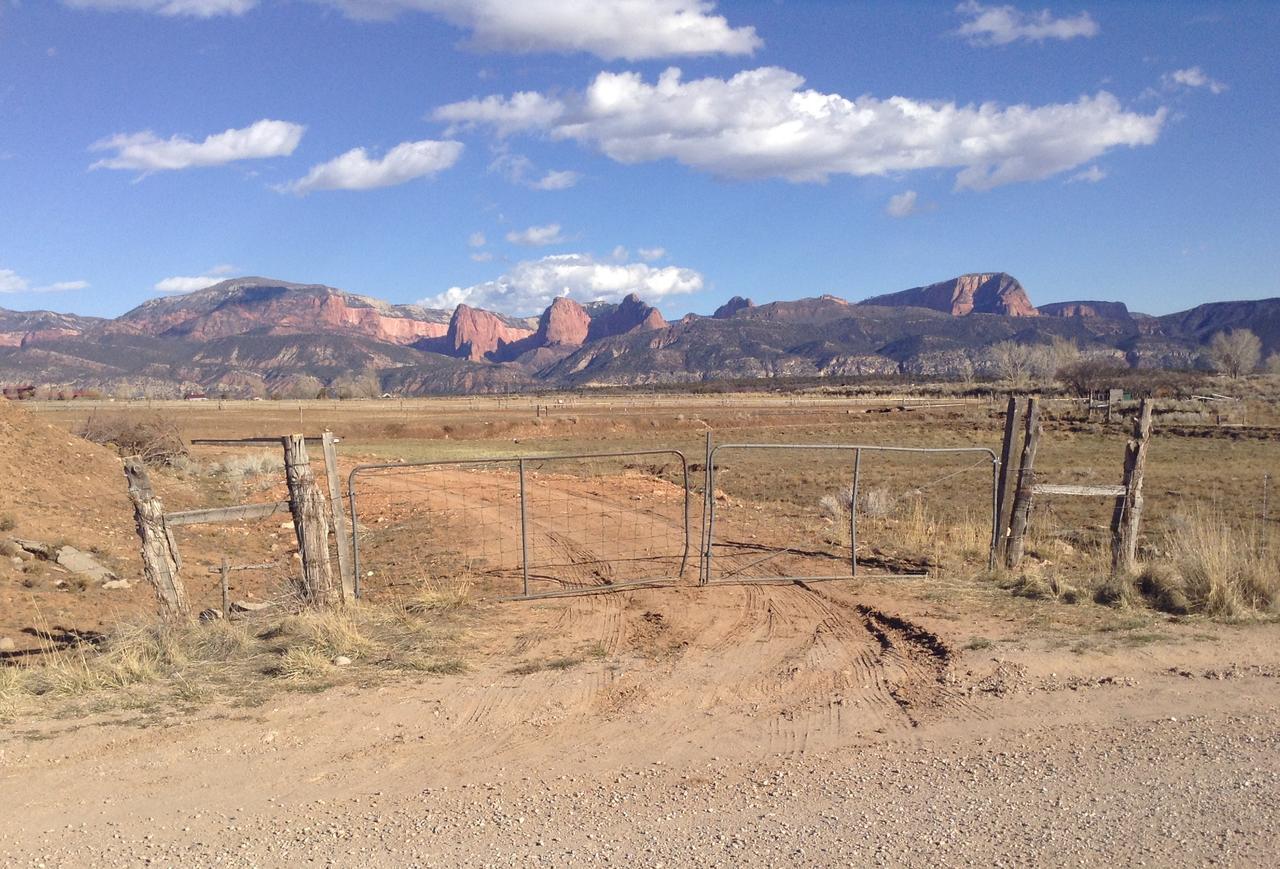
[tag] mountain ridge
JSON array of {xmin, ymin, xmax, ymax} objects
[{"xmin": 1, "ymin": 274, "xmax": 1275, "ymax": 396}]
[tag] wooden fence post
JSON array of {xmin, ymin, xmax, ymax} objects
[
  {"xmin": 321, "ymin": 431, "xmax": 356, "ymax": 601},
  {"xmin": 123, "ymin": 457, "xmax": 189, "ymax": 618},
  {"xmin": 1004, "ymin": 397, "xmax": 1042, "ymax": 569},
  {"xmin": 994, "ymin": 395, "xmax": 1026, "ymax": 564},
  {"xmin": 1110, "ymin": 399, "xmax": 1153, "ymax": 575},
  {"xmin": 282, "ymin": 434, "xmax": 336, "ymax": 606}
]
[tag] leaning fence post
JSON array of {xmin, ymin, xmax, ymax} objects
[
  {"xmin": 1110, "ymin": 399, "xmax": 1153, "ymax": 575},
  {"xmin": 994, "ymin": 395, "xmax": 1026, "ymax": 564},
  {"xmin": 1004, "ymin": 397, "xmax": 1041, "ymax": 569},
  {"xmin": 282, "ymin": 434, "xmax": 336, "ymax": 607},
  {"xmin": 321, "ymin": 431, "xmax": 355, "ymax": 601},
  {"xmin": 123, "ymin": 457, "xmax": 189, "ymax": 618}
]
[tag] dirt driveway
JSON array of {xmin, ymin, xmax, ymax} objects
[{"xmin": 3, "ymin": 579, "xmax": 1278, "ymax": 866}]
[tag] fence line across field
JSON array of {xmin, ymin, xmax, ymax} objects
[
  {"xmin": 347, "ymin": 449, "xmax": 692, "ymax": 599},
  {"xmin": 699, "ymin": 442, "xmax": 1000, "ymax": 585}
]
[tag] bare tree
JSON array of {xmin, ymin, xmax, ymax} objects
[
  {"xmin": 1267, "ymin": 352, "xmax": 1280, "ymax": 375},
  {"xmin": 990, "ymin": 340, "xmax": 1034, "ymax": 387},
  {"xmin": 1207, "ymin": 329, "xmax": 1262, "ymax": 378}
]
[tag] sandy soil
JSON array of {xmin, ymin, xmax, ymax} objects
[{"xmin": 2, "ymin": 581, "xmax": 1278, "ymax": 866}]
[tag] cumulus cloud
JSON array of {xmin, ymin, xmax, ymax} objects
[
  {"xmin": 324, "ymin": 0, "xmax": 759, "ymax": 60},
  {"xmin": 419, "ymin": 252, "xmax": 703, "ymax": 315},
  {"xmin": 279, "ymin": 139, "xmax": 463, "ymax": 195},
  {"xmin": 63, "ymin": 0, "xmax": 256, "ymax": 16},
  {"xmin": 886, "ymin": 190, "xmax": 921, "ymax": 217},
  {"xmin": 505, "ymin": 223, "xmax": 566, "ymax": 246},
  {"xmin": 1163, "ymin": 66, "xmax": 1227, "ymax": 94},
  {"xmin": 433, "ymin": 67, "xmax": 1166, "ymax": 191},
  {"xmin": 90, "ymin": 119, "xmax": 304, "ymax": 173},
  {"xmin": 955, "ymin": 1, "xmax": 1099, "ymax": 46},
  {"xmin": 638, "ymin": 247, "xmax": 666, "ymax": 261},
  {"xmin": 0, "ymin": 269, "xmax": 90, "ymax": 293},
  {"xmin": 468, "ymin": 231, "xmax": 487, "ymax": 247}
]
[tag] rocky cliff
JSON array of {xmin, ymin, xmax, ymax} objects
[
  {"xmin": 111, "ymin": 278, "xmax": 452, "ymax": 345},
  {"xmin": 861, "ymin": 273, "xmax": 1038, "ymax": 317},
  {"xmin": 441, "ymin": 304, "xmax": 536, "ymax": 361}
]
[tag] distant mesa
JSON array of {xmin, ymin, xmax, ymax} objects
[
  {"xmin": 861, "ymin": 272, "xmax": 1038, "ymax": 318},
  {"xmin": 1039, "ymin": 300, "xmax": 1132, "ymax": 320}
]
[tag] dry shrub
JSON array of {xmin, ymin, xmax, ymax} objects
[
  {"xmin": 270, "ymin": 607, "xmax": 375, "ymax": 660},
  {"xmin": 1138, "ymin": 513, "xmax": 1279, "ymax": 619},
  {"xmin": 76, "ymin": 412, "xmax": 187, "ymax": 466},
  {"xmin": 861, "ymin": 487, "xmax": 893, "ymax": 518},
  {"xmin": 1093, "ymin": 574, "xmax": 1138, "ymax": 608}
]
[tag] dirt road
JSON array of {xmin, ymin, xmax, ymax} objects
[{"xmin": 3, "ymin": 581, "xmax": 1278, "ymax": 866}]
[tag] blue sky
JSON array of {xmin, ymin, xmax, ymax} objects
[{"xmin": 1, "ymin": 0, "xmax": 1277, "ymax": 319}]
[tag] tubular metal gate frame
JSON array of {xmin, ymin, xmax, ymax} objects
[
  {"xmin": 699, "ymin": 443, "xmax": 999, "ymax": 585},
  {"xmin": 347, "ymin": 450, "xmax": 691, "ymax": 600}
]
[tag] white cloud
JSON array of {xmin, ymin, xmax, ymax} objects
[
  {"xmin": 505, "ymin": 223, "xmax": 566, "ymax": 246},
  {"xmin": 0, "ymin": 268, "xmax": 89, "ymax": 294},
  {"xmin": 154, "ymin": 274, "xmax": 226, "ymax": 293},
  {"xmin": 638, "ymin": 247, "xmax": 666, "ymax": 261},
  {"xmin": 610, "ymin": 245, "xmax": 629, "ymax": 261},
  {"xmin": 530, "ymin": 169, "xmax": 581, "ymax": 190},
  {"xmin": 63, "ymin": 0, "xmax": 256, "ymax": 17},
  {"xmin": 324, "ymin": 0, "xmax": 760, "ymax": 60},
  {"xmin": 1163, "ymin": 66, "xmax": 1227, "ymax": 95},
  {"xmin": 1068, "ymin": 164, "xmax": 1106, "ymax": 183},
  {"xmin": 955, "ymin": 1, "xmax": 1099, "ymax": 46},
  {"xmin": 419, "ymin": 252, "xmax": 703, "ymax": 315},
  {"xmin": 434, "ymin": 67, "xmax": 1166, "ymax": 191},
  {"xmin": 886, "ymin": 190, "xmax": 921, "ymax": 217},
  {"xmin": 468, "ymin": 231, "xmax": 487, "ymax": 247},
  {"xmin": 470, "ymin": 251, "xmax": 494, "ymax": 262},
  {"xmin": 488, "ymin": 151, "xmax": 581, "ymax": 190},
  {"xmin": 280, "ymin": 138, "xmax": 463, "ymax": 195},
  {"xmin": 90, "ymin": 119, "xmax": 303, "ymax": 173}
]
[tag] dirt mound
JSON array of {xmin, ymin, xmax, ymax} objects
[{"xmin": 0, "ymin": 400, "xmax": 188, "ymax": 651}]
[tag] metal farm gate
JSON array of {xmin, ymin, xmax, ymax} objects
[
  {"xmin": 346, "ymin": 440, "xmax": 999, "ymax": 600},
  {"xmin": 348, "ymin": 450, "xmax": 691, "ymax": 599}
]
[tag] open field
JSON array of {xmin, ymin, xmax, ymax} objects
[{"xmin": 2, "ymin": 392, "xmax": 1279, "ymax": 864}]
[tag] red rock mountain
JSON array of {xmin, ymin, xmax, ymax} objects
[
  {"xmin": 861, "ymin": 273, "xmax": 1038, "ymax": 317},
  {"xmin": 585, "ymin": 293, "xmax": 667, "ymax": 341},
  {"xmin": 111, "ymin": 278, "xmax": 454, "ymax": 345},
  {"xmin": 0, "ymin": 308, "xmax": 101, "ymax": 348},
  {"xmin": 445, "ymin": 304, "xmax": 536, "ymax": 361},
  {"xmin": 535, "ymin": 297, "xmax": 593, "ymax": 347}
]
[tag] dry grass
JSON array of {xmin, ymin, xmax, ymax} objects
[
  {"xmin": 0, "ymin": 589, "xmax": 474, "ymax": 721},
  {"xmin": 1136, "ymin": 512, "xmax": 1279, "ymax": 619}
]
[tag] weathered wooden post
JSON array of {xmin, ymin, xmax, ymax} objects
[
  {"xmin": 320, "ymin": 431, "xmax": 355, "ymax": 601},
  {"xmin": 1110, "ymin": 399, "xmax": 1153, "ymax": 575},
  {"xmin": 1004, "ymin": 397, "xmax": 1042, "ymax": 569},
  {"xmin": 123, "ymin": 457, "xmax": 189, "ymax": 618},
  {"xmin": 282, "ymin": 434, "xmax": 336, "ymax": 606},
  {"xmin": 994, "ymin": 395, "xmax": 1026, "ymax": 564}
]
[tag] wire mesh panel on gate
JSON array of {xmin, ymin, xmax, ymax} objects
[
  {"xmin": 349, "ymin": 459, "xmax": 525, "ymax": 598},
  {"xmin": 702, "ymin": 444, "xmax": 998, "ymax": 584},
  {"xmin": 519, "ymin": 452, "xmax": 690, "ymax": 594},
  {"xmin": 348, "ymin": 450, "xmax": 691, "ymax": 599}
]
